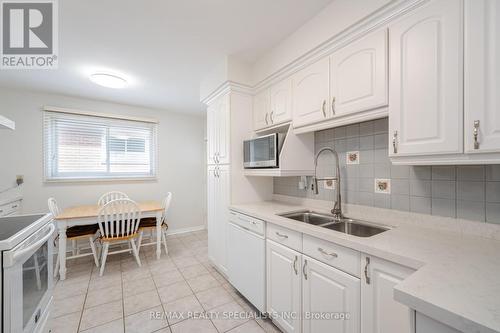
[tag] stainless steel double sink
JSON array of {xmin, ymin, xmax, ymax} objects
[{"xmin": 278, "ymin": 210, "xmax": 390, "ymax": 237}]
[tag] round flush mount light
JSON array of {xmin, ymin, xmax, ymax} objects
[{"xmin": 89, "ymin": 72, "xmax": 127, "ymax": 89}]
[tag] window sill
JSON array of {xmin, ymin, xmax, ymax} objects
[{"xmin": 44, "ymin": 176, "xmax": 158, "ymax": 183}]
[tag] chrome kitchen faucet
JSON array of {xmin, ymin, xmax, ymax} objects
[{"xmin": 312, "ymin": 147, "xmax": 343, "ymax": 219}]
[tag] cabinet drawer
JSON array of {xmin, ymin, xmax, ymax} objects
[
  {"xmin": 0, "ymin": 200, "xmax": 21, "ymax": 217},
  {"xmin": 303, "ymin": 234, "xmax": 360, "ymax": 277},
  {"xmin": 267, "ymin": 223, "xmax": 302, "ymax": 252},
  {"xmin": 229, "ymin": 211, "xmax": 265, "ymax": 236}
]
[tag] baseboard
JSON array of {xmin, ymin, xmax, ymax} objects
[{"xmin": 166, "ymin": 224, "xmax": 206, "ymax": 236}]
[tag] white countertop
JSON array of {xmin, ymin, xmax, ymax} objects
[{"xmin": 229, "ymin": 200, "xmax": 500, "ymax": 333}]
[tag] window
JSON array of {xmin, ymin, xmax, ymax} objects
[{"xmin": 44, "ymin": 109, "xmax": 158, "ymax": 180}]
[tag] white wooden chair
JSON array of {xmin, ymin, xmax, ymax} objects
[
  {"xmin": 97, "ymin": 191, "xmax": 129, "ymax": 206},
  {"xmin": 48, "ymin": 198, "xmax": 100, "ymax": 277},
  {"xmin": 97, "ymin": 198, "xmax": 142, "ymax": 276},
  {"xmin": 137, "ymin": 193, "xmax": 172, "ymax": 255}
]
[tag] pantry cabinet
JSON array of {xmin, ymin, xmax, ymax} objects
[
  {"xmin": 388, "ymin": 0, "xmax": 463, "ymax": 157},
  {"xmin": 302, "ymin": 256, "xmax": 360, "ymax": 333},
  {"xmin": 207, "ymin": 164, "xmax": 230, "ymax": 274},
  {"xmin": 361, "ymin": 255, "xmax": 415, "ymax": 333},
  {"xmin": 207, "ymin": 94, "xmax": 230, "ymax": 165},
  {"xmin": 266, "ymin": 239, "xmax": 302, "ymax": 333},
  {"xmin": 464, "ymin": 0, "xmax": 500, "ymax": 154},
  {"xmin": 330, "ymin": 29, "xmax": 388, "ymax": 118},
  {"xmin": 292, "ymin": 57, "xmax": 331, "ymax": 128}
]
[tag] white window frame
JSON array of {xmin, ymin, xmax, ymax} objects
[{"xmin": 43, "ymin": 106, "xmax": 159, "ymax": 182}]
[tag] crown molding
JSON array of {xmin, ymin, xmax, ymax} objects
[{"xmin": 201, "ymin": 80, "xmax": 252, "ymax": 105}]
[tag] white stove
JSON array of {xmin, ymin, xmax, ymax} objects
[{"xmin": 0, "ymin": 214, "xmax": 55, "ymax": 333}]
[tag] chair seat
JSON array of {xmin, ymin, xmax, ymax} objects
[
  {"xmin": 139, "ymin": 217, "xmax": 168, "ymax": 229},
  {"xmin": 67, "ymin": 224, "xmax": 99, "ymax": 238}
]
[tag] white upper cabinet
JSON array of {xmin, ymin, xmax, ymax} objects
[
  {"xmin": 302, "ymin": 256, "xmax": 360, "ymax": 333},
  {"xmin": 207, "ymin": 93, "xmax": 231, "ymax": 165},
  {"xmin": 330, "ymin": 29, "xmax": 388, "ymax": 117},
  {"xmin": 361, "ymin": 255, "xmax": 415, "ymax": 333},
  {"xmin": 388, "ymin": 0, "xmax": 463, "ymax": 157},
  {"xmin": 253, "ymin": 89, "xmax": 271, "ymax": 131},
  {"xmin": 465, "ymin": 0, "xmax": 500, "ymax": 153},
  {"xmin": 270, "ymin": 78, "xmax": 292, "ymax": 126},
  {"xmin": 292, "ymin": 57, "xmax": 331, "ymax": 128}
]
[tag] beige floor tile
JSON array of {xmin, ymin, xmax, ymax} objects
[
  {"xmin": 162, "ymin": 294, "xmax": 204, "ymax": 325},
  {"xmin": 179, "ymin": 264, "xmax": 209, "ymax": 280},
  {"xmin": 255, "ymin": 318, "xmax": 282, "ymax": 333},
  {"xmin": 124, "ymin": 305, "xmax": 168, "ymax": 333},
  {"xmin": 195, "ymin": 286, "xmax": 234, "ymax": 310},
  {"xmin": 153, "ymin": 328, "xmax": 171, "ymax": 333},
  {"xmin": 47, "ymin": 311, "xmax": 80, "ymax": 333},
  {"xmin": 53, "ymin": 279, "xmax": 89, "ymax": 300},
  {"xmin": 123, "ymin": 276, "xmax": 156, "ymax": 297},
  {"xmin": 80, "ymin": 300, "xmax": 123, "ymax": 331},
  {"xmin": 122, "ymin": 267, "xmax": 151, "ymax": 281},
  {"xmin": 168, "ymin": 247, "xmax": 194, "ymax": 259},
  {"xmin": 170, "ymin": 318, "xmax": 217, "ymax": 333},
  {"xmin": 124, "ymin": 290, "xmax": 161, "ymax": 316},
  {"xmin": 228, "ymin": 320, "xmax": 266, "ymax": 333},
  {"xmin": 149, "ymin": 260, "xmax": 178, "ymax": 275},
  {"xmin": 52, "ymin": 294, "xmax": 86, "ymax": 318},
  {"xmin": 84, "ymin": 284, "xmax": 122, "ymax": 308},
  {"xmin": 79, "ymin": 318, "xmax": 124, "ymax": 333},
  {"xmin": 152, "ymin": 269, "xmax": 184, "ymax": 288},
  {"xmin": 157, "ymin": 280, "xmax": 193, "ymax": 304},
  {"xmin": 88, "ymin": 273, "xmax": 122, "ymax": 290},
  {"xmin": 186, "ymin": 273, "xmax": 220, "ymax": 293},
  {"xmin": 209, "ymin": 301, "xmax": 249, "ymax": 333}
]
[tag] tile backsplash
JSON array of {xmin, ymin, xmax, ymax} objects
[{"xmin": 273, "ymin": 118, "xmax": 500, "ymax": 224}]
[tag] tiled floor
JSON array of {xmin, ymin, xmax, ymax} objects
[{"xmin": 47, "ymin": 229, "xmax": 282, "ymax": 333}]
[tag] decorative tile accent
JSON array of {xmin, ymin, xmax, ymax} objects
[
  {"xmin": 346, "ymin": 151, "xmax": 360, "ymax": 164},
  {"xmin": 375, "ymin": 179, "xmax": 391, "ymax": 194}
]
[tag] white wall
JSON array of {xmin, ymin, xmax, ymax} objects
[
  {"xmin": 0, "ymin": 88, "xmax": 206, "ymax": 233},
  {"xmin": 251, "ymin": 0, "xmax": 394, "ymax": 85}
]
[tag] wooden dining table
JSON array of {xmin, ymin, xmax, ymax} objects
[{"xmin": 54, "ymin": 201, "xmax": 164, "ymax": 280}]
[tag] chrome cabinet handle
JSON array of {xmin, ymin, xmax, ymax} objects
[
  {"xmin": 392, "ymin": 131, "xmax": 398, "ymax": 154},
  {"xmin": 322, "ymin": 100, "xmax": 326, "ymax": 117},
  {"xmin": 474, "ymin": 120, "xmax": 480, "ymax": 150},
  {"xmin": 318, "ymin": 247, "xmax": 338, "ymax": 258},
  {"xmin": 293, "ymin": 256, "xmax": 298, "ymax": 275},
  {"xmin": 265, "ymin": 113, "xmax": 269, "ymax": 125},
  {"xmin": 364, "ymin": 257, "xmax": 371, "ymax": 284},
  {"xmin": 303, "ymin": 259, "xmax": 308, "ymax": 280},
  {"xmin": 275, "ymin": 232, "xmax": 288, "ymax": 239},
  {"xmin": 331, "ymin": 97, "xmax": 336, "ymax": 115},
  {"xmin": 270, "ymin": 111, "xmax": 274, "ymax": 124}
]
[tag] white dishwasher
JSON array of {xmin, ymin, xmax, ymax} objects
[{"xmin": 227, "ymin": 210, "xmax": 266, "ymax": 313}]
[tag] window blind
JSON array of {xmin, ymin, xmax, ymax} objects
[{"xmin": 43, "ymin": 110, "xmax": 157, "ymax": 181}]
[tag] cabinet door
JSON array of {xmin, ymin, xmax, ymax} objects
[
  {"xmin": 215, "ymin": 164, "xmax": 230, "ymax": 274},
  {"xmin": 216, "ymin": 94, "xmax": 231, "ymax": 164},
  {"xmin": 254, "ymin": 89, "xmax": 271, "ymax": 131},
  {"xmin": 330, "ymin": 29, "xmax": 388, "ymax": 117},
  {"xmin": 206, "ymin": 104, "xmax": 217, "ymax": 165},
  {"xmin": 415, "ymin": 313, "xmax": 460, "ymax": 333},
  {"xmin": 361, "ymin": 255, "xmax": 415, "ymax": 333},
  {"xmin": 388, "ymin": 0, "xmax": 463, "ymax": 157},
  {"xmin": 270, "ymin": 78, "xmax": 292, "ymax": 125},
  {"xmin": 302, "ymin": 256, "xmax": 360, "ymax": 333},
  {"xmin": 292, "ymin": 57, "xmax": 330, "ymax": 128},
  {"xmin": 266, "ymin": 240, "xmax": 301, "ymax": 333},
  {"xmin": 464, "ymin": 0, "xmax": 500, "ymax": 153},
  {"xmin": 207, "ymin": 166, "xmax": 217, "ymax": 263}
]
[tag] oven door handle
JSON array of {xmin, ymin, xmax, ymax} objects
[{"xmin": 11, "ymin": 224, "xmax": 55, "ymax": 263}]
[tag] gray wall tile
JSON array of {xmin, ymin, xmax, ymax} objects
[
  {"xmin": 432, "ymin": 166, "xmax": 456, "ymax": 180},
  {"xmin": 274, "ymin": 118, "xmax": 496, "ymax": 223},
  {"xmin": 432, "ymin": 198, "xmax": 456, "ymax": 218},
  {"xmin": 410, "ymin": 196, "xmax": 431, "ymax": 214},
  {"xmin": 457, "ymin": 200, "xmax": 485, "ymax": 221},
  {"xmin": 457, "ymin": 181, "xmax": 485, "ymax": 202}
]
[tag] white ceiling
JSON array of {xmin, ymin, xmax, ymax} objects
[{"xmin": 0, "ymin": 0, "xmax": 333, "ymax": 114}]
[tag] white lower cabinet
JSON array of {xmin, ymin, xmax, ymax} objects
[
  {"xmin": 361, "ymin": 254, "xmax": 415, "ymax": 333},
  {"xmin": 302, "ymin": 256, "xmax": 360, "ymax": 333},
  {"xmin": 266, "ymin": 239, "xmax": 302, "ymax": 333},
  {"xmin": 415, "ymin": 313, "xmax": 460, "ymax": 333}
]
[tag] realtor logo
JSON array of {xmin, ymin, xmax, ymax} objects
[{"xmin": 1, "ymin": 0, "xmax": 58, "ymax": 69}]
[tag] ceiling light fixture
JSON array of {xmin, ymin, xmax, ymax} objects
[{"xmin": 90, "ymin": 72, "xmax": 127, "ymax": 89}]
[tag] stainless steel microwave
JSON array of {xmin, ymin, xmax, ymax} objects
[{"xmin": 243, "ymin": 133, "xmax": 285, "ymax": 168}]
